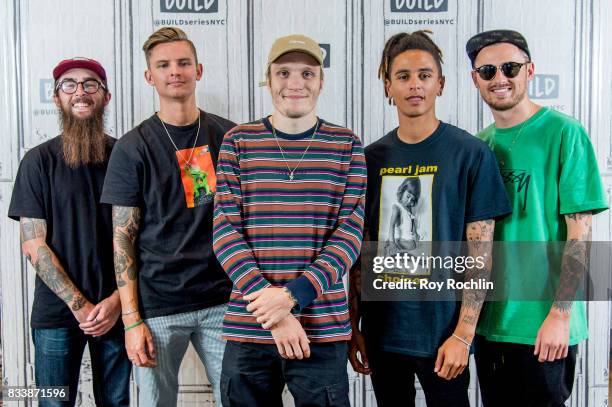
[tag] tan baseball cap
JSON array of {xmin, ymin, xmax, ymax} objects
[{"xmin": 260, "ymin": 34, "xmax": 323, "ymax": 86}]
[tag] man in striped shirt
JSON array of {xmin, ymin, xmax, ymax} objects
[{"xmin": 213, "ymin": 34, "xmax": 366, "ymax": 406}]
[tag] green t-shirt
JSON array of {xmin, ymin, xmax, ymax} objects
[{"xmin": 476, "ymin": 107, "xmax": 608, "ymax": 345}]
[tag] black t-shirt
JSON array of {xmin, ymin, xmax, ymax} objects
[
  {"xmin": 101, "ymin": 110, "xmax": 235, "ymax": 318},
  {"xmin": 8, "ymin": 136, "xmax": 118, "ymax": 329},
  {"xmin": 362, "ymin": 122, "xmax": 511, "ymax": 357}
]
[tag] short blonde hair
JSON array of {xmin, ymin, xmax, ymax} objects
[{"xmin": 142, "ymin": 27, "xmax": 198, "ymax": 66}]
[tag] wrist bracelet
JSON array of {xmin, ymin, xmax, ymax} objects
[
  {"xmin": 282, "ymin": 287, "xmax": 298, "ymax": 309},
  {"xmin": 124, "ymin": 319, "xmax": 144, "ymax": 331},
  {"xmin": 451, "ymin": 333, "xmax": 472, "ymax": 349},
  {"xmin": 122, "ymin": 308, "xmax": 138, "ymax": 316}
]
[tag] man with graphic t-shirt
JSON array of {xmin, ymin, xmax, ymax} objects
[
  {"xmin": 466, "ymin": 29, "xmax": 608, "ymax": 406},
  {"xmin": 348, "ymin": 31, "xmax": 511, "ymax": 407},
  {"xmin": 213, "ymin": 34, "xmax": 366, "ymax": 406},
  {"xmin": 9, "ymin": 57, "xmax": 130, "ymax": 406},
  {"xmin": 101, "ymin": 27, "xmax": 235, "ymax": 406}
]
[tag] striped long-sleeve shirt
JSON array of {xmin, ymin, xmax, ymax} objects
[{"xmin": 213, "ymin": 117, "xmax": 366, "ymax": 343}]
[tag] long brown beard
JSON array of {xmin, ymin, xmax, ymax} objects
[{"xmin": 59, "ymin": 103, "xmax": 108, "ymax": 168}]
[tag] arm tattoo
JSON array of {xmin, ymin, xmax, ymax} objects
[
  {"xmin": 71, "ymin": 294, "xmax": 86, "ymax": 311},
  {"xmin": 112, "ymin": 206, "xmax": 141, "ymax": 287},
  {"xmin": 33, "ymin": 246, "xmax": 76, "ymax": 304},
  {"xmin": 461, "ymin": 219, "xmax": 495, "ymax": 326},
  {"xmin": 21, "ymin": 218, "xmax": 86, "ymax": 309},
  {"xmin": 553, "ymin": 212, "xmax": 592, "ymax": 314},
  {"xmin": 114, "ymin": 252, "xmax": 127, "ymax": 287},
  {"xmin": 20, "ymin": 218, "xmax": 47, "ymax": 244}
]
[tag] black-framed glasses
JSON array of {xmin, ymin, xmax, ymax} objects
[
  {"xmin": 56, "ymin": 79, "xmax": 106, "ymax": 94},
  {"xmin": 474, "ymin": 61, "xmax": 530, "ymax": 81}
]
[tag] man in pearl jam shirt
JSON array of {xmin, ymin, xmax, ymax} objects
[
  {"xmin": 349, "ymin": 31, "xmax": 510, "ymax": 407},
  {"xmin": 101, "ymin": 27, "xmax": 235, "ymax": 406}
]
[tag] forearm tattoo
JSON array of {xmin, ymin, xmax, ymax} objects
[
  {"xmin": 461, "ymin": 219, "xmax": 495, "ymax": 326},
  {"xmin": 112, "ymin": 206, "xmax": 141, "ymax": 288},
  {"xmin": 33, "ymin": 246, "xmax": 79, "ymax": 305},
  {"xmin": 71, "ymin": 294, "xmax": 86, "ymax": 311},
  {"xmin": 21, "ymin": 218, "xmax": 83, "ymax": 308},
  {"xmin": 553, "ymin": 212, "xmax": 592, "ymax": 314}
]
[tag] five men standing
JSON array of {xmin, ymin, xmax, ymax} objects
[{"xmin": 6, "ymin": 24, "xmax": 609, "ymax": 407}]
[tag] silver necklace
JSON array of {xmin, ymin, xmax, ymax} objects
[
  {"xmin": 496, "ymin": 119, "xmax": 527, "ymax": 168},
  {"xmin": 159, "ymin": 113, "xmax": 201, "ymax": 166},
  {"xmin": 270, "ymin": 118, "xmax": 319, "ymax": 181}
]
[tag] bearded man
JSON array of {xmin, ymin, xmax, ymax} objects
[{"xmin": 8, "ymin": 57, "xmax": 130, "ymax": 407}]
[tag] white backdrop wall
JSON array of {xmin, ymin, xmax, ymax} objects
[{"xmin": 1, "ymin": 1, "xmax": 611, "ymax": 406}]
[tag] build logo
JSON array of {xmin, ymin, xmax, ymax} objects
[
  {"xmin": 391, "ymin": 0, "xmax": 448, "ymax": 12},
  {"xmin": 319, "ymin": 44, "xmax": 331, "ymax": 68},
  {"xmin": 528, "ymin": 74, "xmax": 559, "ymax": 99},
  {"xmin": 161, "ymin": 0, "xmax": 218, "ymax": 13},
  {"xmin": 40, "ymin": 79, "xmax": 54, "ymax": 104}
]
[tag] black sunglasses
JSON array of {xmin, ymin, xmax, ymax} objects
[{"xmin": 474, "ymin": 61, "xmax": 530, "ymax": 81}]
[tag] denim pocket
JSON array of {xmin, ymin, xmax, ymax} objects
[
  {"xmin": 220, "ymin": 372, "xmax": 231, "ymax": 406},
  {"xmin": 325, "ymin": 380, "xmax": 350, "ymax": 407}
]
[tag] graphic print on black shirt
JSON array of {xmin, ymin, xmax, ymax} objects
[
  {"xmin": 361, "ymin": 122, "xmax": 512, "ymax": 357},
  {"xmin": 101, "ymin": 110, "xmax": 235, "ymax": 318},
  {"xmin": 177, "ymin": 145, "xmax": 216, "ymax": 208}
]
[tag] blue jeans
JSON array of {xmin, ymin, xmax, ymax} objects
[
  {"xmin": 32, "ymin": 325, "xmax": 131, "ymax": 407},
  {"xmin": 221, "ymin": 341, "xmax": 350, "ymax": 407}
]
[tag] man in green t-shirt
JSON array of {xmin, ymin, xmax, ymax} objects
[{"xmin": 466, "ymin": 30, "xmax": 608, "ymax": 406}]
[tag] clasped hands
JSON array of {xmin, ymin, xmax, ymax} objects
[
  {"xmin": 74, "ymin": 291, "xmax": 121, "ymax": 337},
  {"xmin": 244, "ymin": 287, "xmax": 311, "ymax": 359}
]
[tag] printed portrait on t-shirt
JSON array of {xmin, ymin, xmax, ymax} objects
[
  {"xmin": 378, "ymin": 174, "xmax": 433, "ymax": 275},
  {"xmin": 176, "ymin": 145, "xmax": 216, "ymax": 208}
]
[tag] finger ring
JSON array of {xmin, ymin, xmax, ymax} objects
[{"xmin": 94, "ymin": 318, "xmax": 99, "ymax": 324}]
